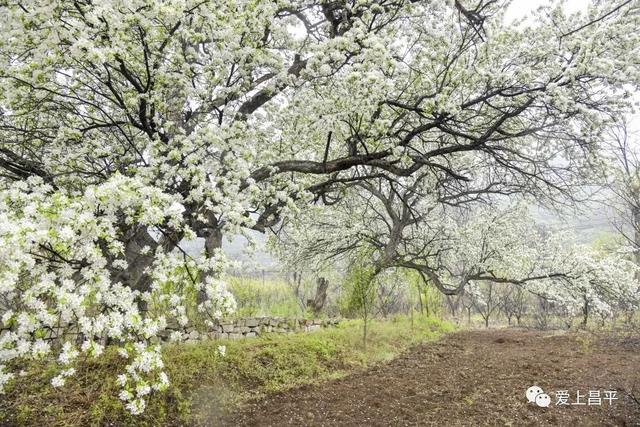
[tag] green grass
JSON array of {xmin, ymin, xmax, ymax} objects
[
  {"xmin": 0, "ymin": 315, "xmax": 454, "ymax": 426},
  {"xmin": 226, "ymin": 276, "xmax": 304, "ymax": 318}
]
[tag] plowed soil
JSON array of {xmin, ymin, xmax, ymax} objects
[{"xmin": 224, "ymin": 329, "xmax": 640, "ymax": 426}]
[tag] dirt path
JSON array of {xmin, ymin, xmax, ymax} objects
[{"xmin": 224, "ymin": 329, "xmax": 640, "ymax": 426}]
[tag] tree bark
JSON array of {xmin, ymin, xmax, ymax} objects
[
  {"xmin": 198, "ymin": 225, "xmax": 223, "ymax": 303},
  {"xmin": 111, "ymin": 226, "xmax": 174, "ymax": 312},
  {"xmin": 417, "ymin": 285, "xmax": 424, "ymax": 315},
  {"xmin": 307, "ymin": 277, "xmax": 329, "ymax": 316},
  {"xmin": 633, "ymin": 204, "xmax": 640, "ymax": 280},
  {"xmin": 581, "ymin": 295, "xmax": 589, "ymax": 328}
]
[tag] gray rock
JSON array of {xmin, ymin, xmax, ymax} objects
[{"xmin": 166, "ymin": 318, "xmax": 181, "ymax": 330}]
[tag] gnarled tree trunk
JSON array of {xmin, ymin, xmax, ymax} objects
[{"xmin": 307, "ymin": 277, "xmax": 329, "ymax": 316}]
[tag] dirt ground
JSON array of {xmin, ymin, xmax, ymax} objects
[{"xmin": 224, "ymin": 329, "xmax": 640, "ymax": 426}]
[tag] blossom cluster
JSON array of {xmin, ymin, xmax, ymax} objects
[{"xmin": 0, "ymin": 175, "xmax": 235, "ymax": 408}]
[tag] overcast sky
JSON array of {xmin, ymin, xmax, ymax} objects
[{"xmin": 504, "ymin": 0, "xmax": 589, "ymax": 22}]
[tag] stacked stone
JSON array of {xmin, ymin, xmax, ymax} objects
[{"xmin": 169, "ymin": 317, "xmax": 341, "ymax": 342}]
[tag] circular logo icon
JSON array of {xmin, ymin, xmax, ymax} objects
[
  {"xmin": 535, "ymin": 393, "xmax": 551, "ymax": 408},
  {"xmin": 526, "ymin": 385, "xmax": 544, "ymax": 403}
]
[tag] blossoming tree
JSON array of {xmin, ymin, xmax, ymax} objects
[{"xmin": 1, "ymin": 0, "xmax": 639, "ymax": 413}]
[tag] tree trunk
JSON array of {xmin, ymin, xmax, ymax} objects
[
  {"xmin": 198, "ymin": 226, "xmax": 223, "ymax": 303},
  {"xmin": 425, "ymin": 296, "xmax": 430, "ymax": 317},
  {"xmin": 633, "ymin": 204, "xmax": 640, "ymax": 280},
  {"xmin": 581, "ymin": 296, "xmax": 589, "ymax": 328},
  {"xmin": 363, "ymin": 316, "xmax": 368, "ymax": 349},
  {"xmin": 307, "ymin": 277, "xmax": 329, "ymax": 316},
  {"xmin": 446, "ymin": 296, "xmax": 457, "ymax": 317},
  {"xmin": 410, "ymin": 301, "xmax": 414, "ymax": 331},
  {"xmin": 417, "ymin": 285, "xmax": 424, "ymax": 315},
  {"xmin": 113, "ymin": 226, "xmax": 174, "ymax": 312},
  {"xmin": 291, "ymin": 271, "xmax": 306, "ymax": 310}
]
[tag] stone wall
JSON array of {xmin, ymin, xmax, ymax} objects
[{"xmin": 170, "ymin": 317, "xmax": 341, "ymax": 342}]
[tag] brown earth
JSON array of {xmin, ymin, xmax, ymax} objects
[{"xmin": 223, "ymin": 329, "xmax": 640, "ymax": 426}]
